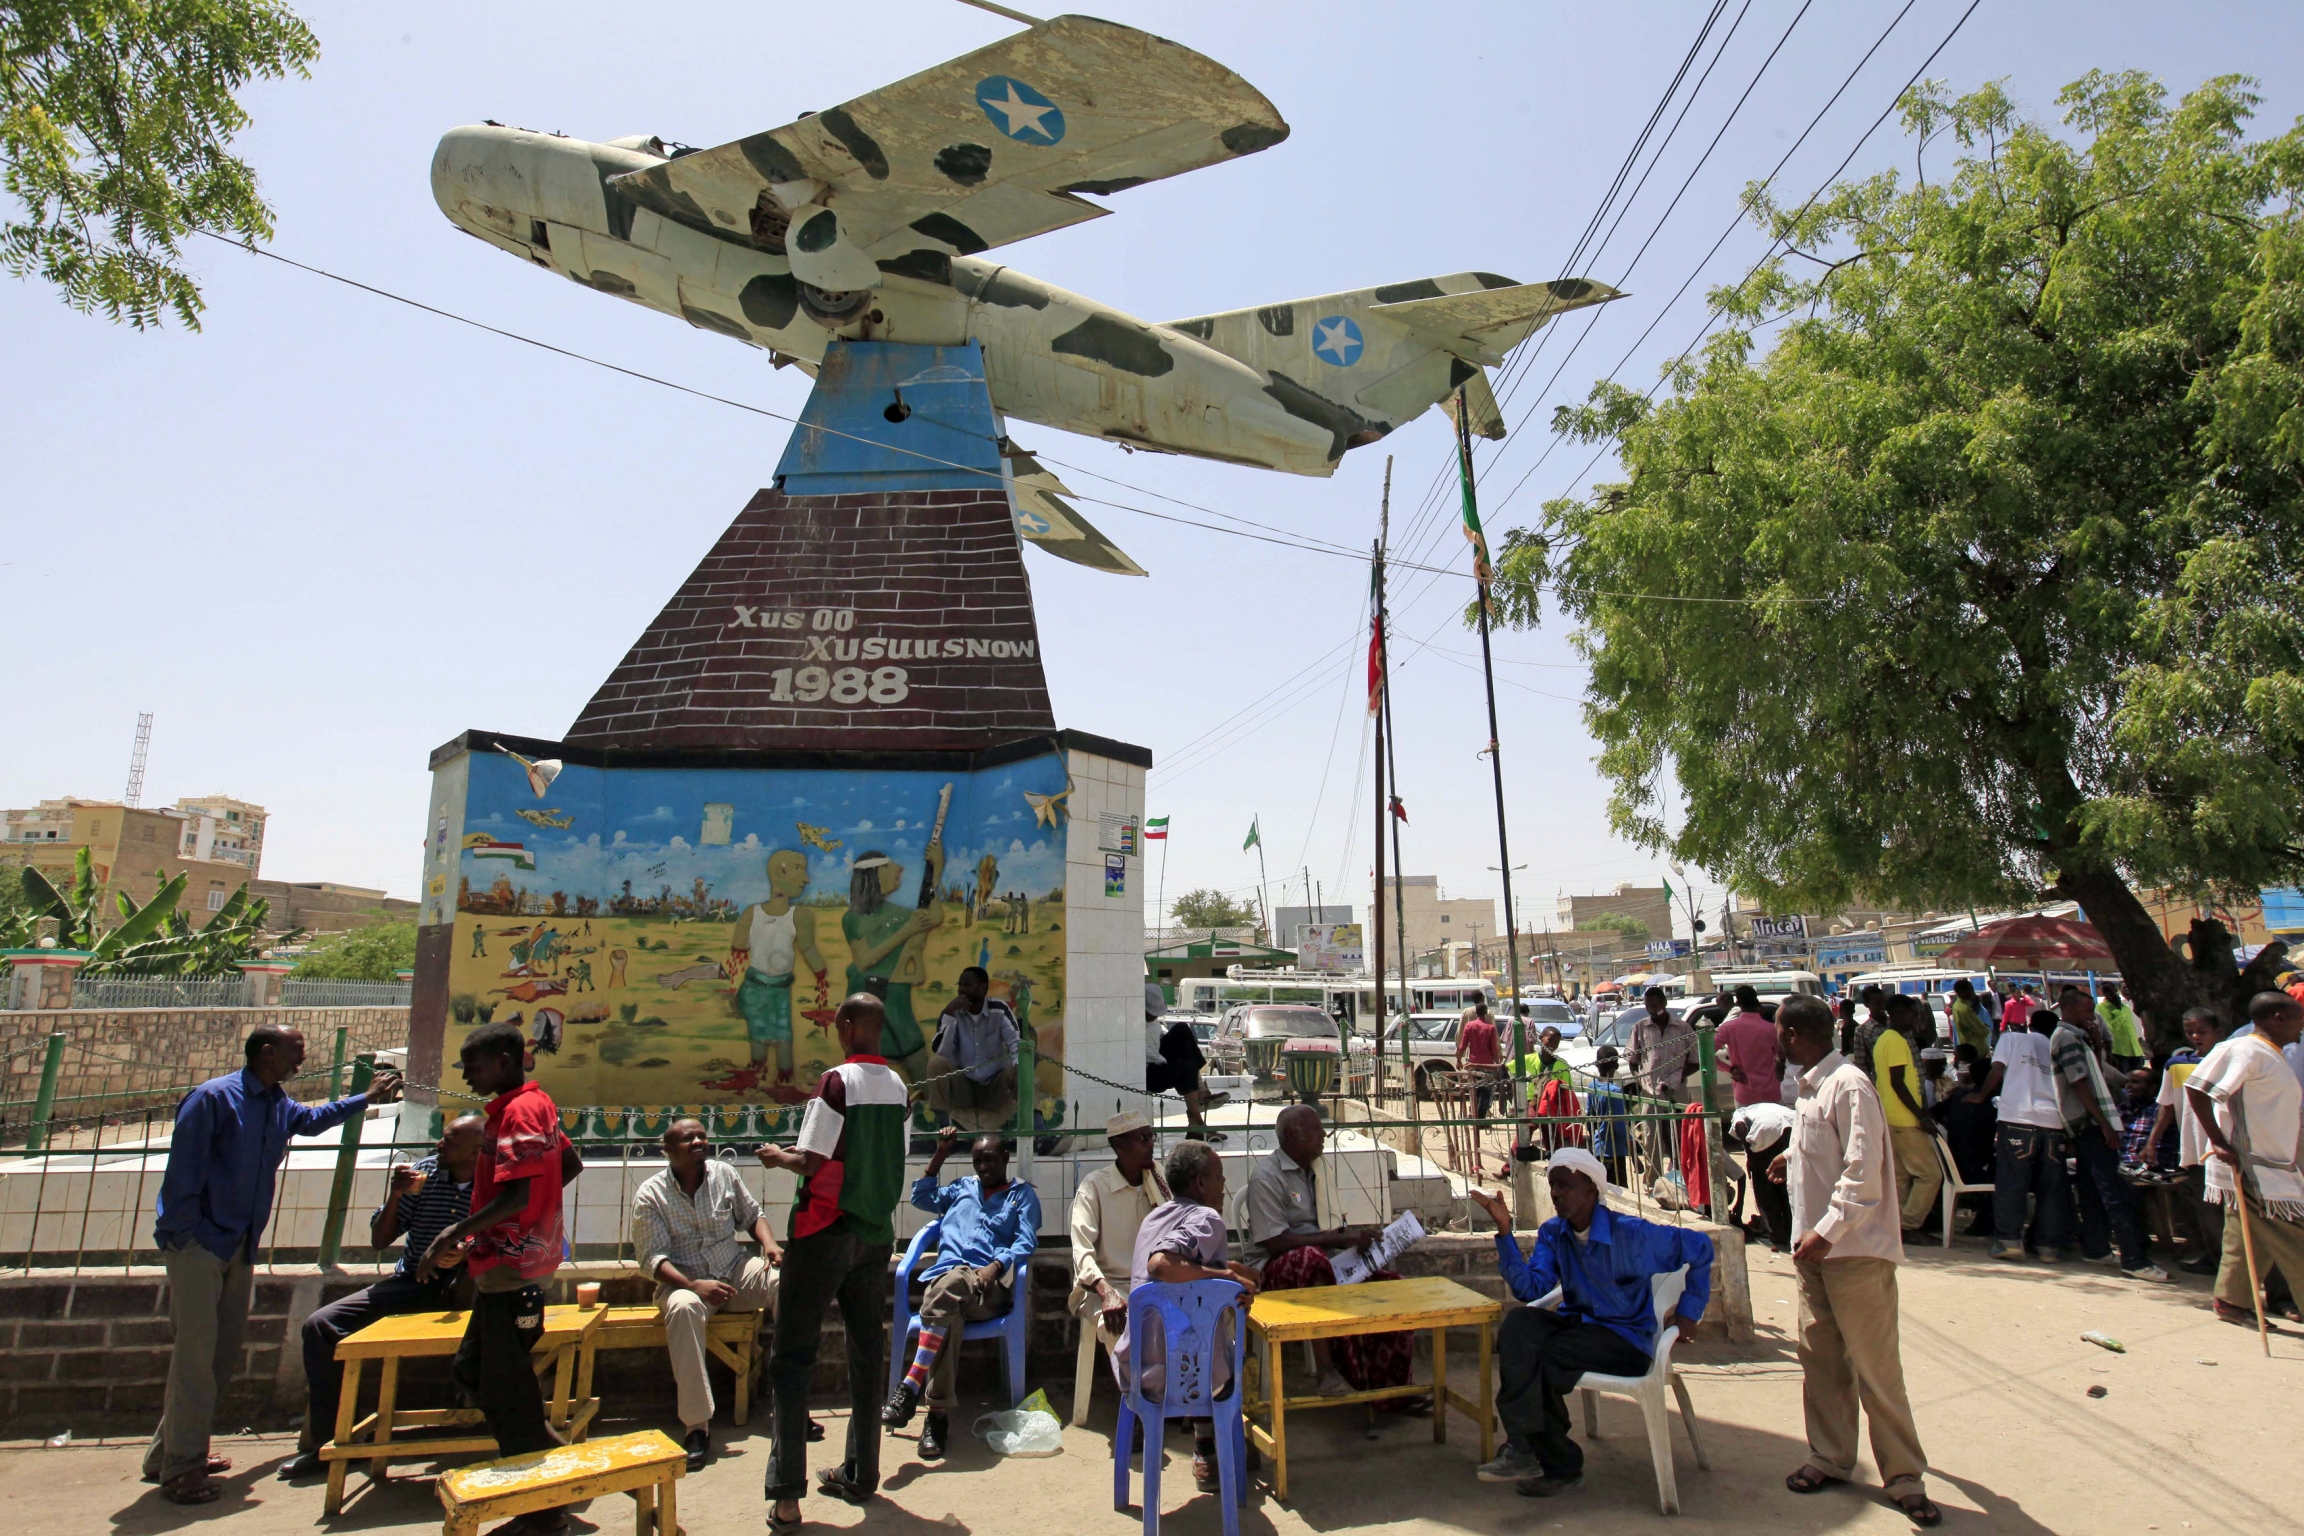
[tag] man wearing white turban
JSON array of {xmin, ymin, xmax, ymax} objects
[{"xmin": 1467, "ymin": 1148, "xmax": 1713, "ymax": 1500}]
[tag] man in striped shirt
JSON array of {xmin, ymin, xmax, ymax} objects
[
  {"xmin": 757, "ymin": 994, "xmax": 911, "ymax": 1526},
  {"xmin": 280, "ymin": 1114, "xmax": 484, "ymax": 1480}
]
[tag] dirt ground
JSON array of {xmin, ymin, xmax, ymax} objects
[{"xmin": 11, "ymin": 1244, "xmax": 2298, "ymax": 1536}]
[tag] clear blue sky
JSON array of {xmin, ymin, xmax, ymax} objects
[{"xmin": 5, "ymin": 0, "xmax": 2299, "ymax": 935}]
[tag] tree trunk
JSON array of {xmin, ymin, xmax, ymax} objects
[{"xmin": 2050, "ymin": 863, "xmax": 2292, "ymax": 1046}]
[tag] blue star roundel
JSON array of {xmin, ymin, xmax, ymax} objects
[
  {"xmin": 1311, "ymin": 314, "xmax": 1364, "ymax": 367},
  {"xmin": 976, "ymin": 76, "xmax": 1065, "ymax": 145}
]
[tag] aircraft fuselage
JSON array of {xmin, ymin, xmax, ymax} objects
[{"xmin": 431, "ymin": 124, "xmax": 1346, "ymax": 475}]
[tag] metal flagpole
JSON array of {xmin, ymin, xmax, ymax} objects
[
  {"xmin": 1372, "ymin": 531, "xmax": 1390, "ymax": 1102},
  {"xmin": 1455, "ymin": 392, "xmax": 1528, "ymax": 1087},
  {"xmin": 1156, "ymin": 831, "xmax": 1169, "ymax": 952}
]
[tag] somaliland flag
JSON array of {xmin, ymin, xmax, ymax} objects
[{"xmin": 1145, "ymin": 816, "xmax": 1169, "ymax": 841}]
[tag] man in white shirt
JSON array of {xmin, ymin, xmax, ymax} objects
[
  {"xmin": 1067, "ymin": 1111, "xmax": 1171, "ymax": 1384},
  {"xmin": 925, "ymin": 967, "xmax": 1020, "ymax": 1129},
  {"xmin": 1773, "ymin": 996, "xmax": 1936, "ymax": 1528},
  {"xmin": 1728, "ymin": 1100, "xmax": 1796, "ymax": 1252},
  {"xmin": 1969, "ymin": 1003, "xmax": 2079, "ymax": 1262},
  {"xmin": 2187, "ymin": 991, "xmax": 2304, "ymax": 1329},
  {"xmin": 633, "ymin": 1117, "xmax": 782, "ymax": 1469}
]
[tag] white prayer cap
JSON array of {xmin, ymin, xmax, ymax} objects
[
  {"xmin": 1545, "ymin": 1146, "xmax": 1610, "ymax": 1197},
  {"xmin": 1107, "ymin": 1110, "xmax": 1152, "ymax": 1138}
]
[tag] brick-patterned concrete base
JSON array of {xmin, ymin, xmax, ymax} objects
[{"xmin": 567, "ymin": 486, "xmax": 1056, "ymax": 752}]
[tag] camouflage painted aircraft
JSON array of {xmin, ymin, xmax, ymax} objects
[{"xmin": 430, "ymin": 14, "xmax": 1617, "ymax": 566}]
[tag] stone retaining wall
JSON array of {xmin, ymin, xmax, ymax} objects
[{"xmin": 0, "ymin": 1008, "xmax": 409, "ymax": 1135}]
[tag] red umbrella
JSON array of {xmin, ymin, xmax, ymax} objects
[{"xmin": 1935, "ymin": 915, "xmax": 2118, "ymax": 968}]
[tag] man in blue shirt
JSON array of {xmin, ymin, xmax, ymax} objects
[
  {"xmin": 882, "ymin": 1126, "xmax": 1041, "ymax": 1461},
  {"xmin": 143, "ymin": 1024, "xmax": 400, "ymax": 1503},
  {"xmin": 1468, "ymin": 1147, "xmax": 1712, "ymax": 1499},
  {"xmin": 279, "ymin": 1113, "xmax": 483, "ymax": 1480}
]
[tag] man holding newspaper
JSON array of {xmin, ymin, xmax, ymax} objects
[{"xmin": 1243, "ymin": 1104, "xmax": 1421, "ymax": 1401}]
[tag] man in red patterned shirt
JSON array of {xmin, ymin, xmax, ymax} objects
[{"xmin": 420, "ymin": 1023, "xmax": 582, "ymax": 1529}]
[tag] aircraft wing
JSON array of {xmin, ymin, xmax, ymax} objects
[{"xmin": 608, "ymin": 15, "xmax": 1286, "ymax": 272}]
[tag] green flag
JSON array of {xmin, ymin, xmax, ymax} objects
[
  {"xmin": 1662, "ymin": 877, "xmax": 1675, "ymax": 901},
  {"xmin": 1243, "ymin": 817, "xmax": 1261, "ymax": 851}
]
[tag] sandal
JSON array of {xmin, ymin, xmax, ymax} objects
[
  {"xmin": 1893, "ymin": 1491, "xmax": 1944, "ymax": 1527},
  {"xmin": 161, "ymin": 1473, "xmax": 219, "ymax": 1505},
  {"xmin": 1785, "ymin": 1466, "xmax": 1842, "ymax": 1495},
  {"xmin": 767, "ymin": 1506, "xmax": 804, "ymax": 1532}
]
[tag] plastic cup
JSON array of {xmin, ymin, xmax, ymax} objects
[{"xmin": 576, "ymin": 1282, "xmax": 601, "ymax": 1309}]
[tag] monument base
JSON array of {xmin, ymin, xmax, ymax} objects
[{"xmin": 411, "ymin": 474, "xmax": 1149, "ymax": 1135}]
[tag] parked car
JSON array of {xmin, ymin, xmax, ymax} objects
[
  {"xmin": 1218, "ymin": 1003, "xmax": 1346, "ymax": 1081},
  {"xmin": 1516, "ymin": 997, "xmax": 1582, "ymax": 1039}
]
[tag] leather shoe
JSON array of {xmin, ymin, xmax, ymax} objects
[
  {"xmin": 277, "ymin": 1450, "xmax": 324, "ymax": 1481},
  {"xmin": 682, "ymin": 1427, "xmax": 710, "ymax": 1472},
  {"xmin": 881, "ymin": 1380, "xmax": 921, "ymax": 1429},
  {"xmin": 918, "ymin": 1411, "xmax": 948, "ymax": 1461}
]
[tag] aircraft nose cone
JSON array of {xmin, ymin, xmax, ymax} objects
[{"xmin": 430, "ymin": 124, "xmax": 520, "ymax": 230}]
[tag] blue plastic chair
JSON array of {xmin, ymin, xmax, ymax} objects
[
  {"xmin": 886, "ymin": 1218, "xmax": 1030, "ymax": 1406},
  {"xmin": 1112, "ymin": 1279, "xmax": 1248, "ymax": 1536}
]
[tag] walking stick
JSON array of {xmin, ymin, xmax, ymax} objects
[{"xmin": 2230, "ymin": 1097, "xmax": 2274, "ymax": 1358}]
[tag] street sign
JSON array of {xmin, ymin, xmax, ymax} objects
[{"xmin": 1748, "ymin": 914, "xmax": 1808, "ymax": 941}]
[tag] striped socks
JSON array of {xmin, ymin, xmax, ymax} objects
[{"xmin": 904, "ymin": 1326, "xmax": 947, "ymax": 1392}]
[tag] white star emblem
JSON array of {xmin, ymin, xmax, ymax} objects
[
  {"xmin": 985, "ymin": 83, "xmax": 1056, "ymax": 141},
  {"xmin": 1313, "ymin": 317, "xmax": 1361, "ymax": 363}
]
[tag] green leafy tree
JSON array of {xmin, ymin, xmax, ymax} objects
[
  {"xmin": 2, "ymin": 0, "xmax": 319, "ymax": 327},
  {"xmin": 1168, "ymin": 888, "xmax": 1261, "ymax": 930},
  {"xmin": 1491, "ymin": 72, "xmax": 2303, "ymax": 1034},
  {"xmin": 293, "ymin": 918, "xmax": 417, "ymax": 981}
]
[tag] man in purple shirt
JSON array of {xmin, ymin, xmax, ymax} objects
[
  {"xmin": 1118, "ymin": 1140, "xmax": 1260, "ymax": 1494},
  {"xmin": 146, "ymin": 1024, "xmax": 400, "ymax": 1503}
]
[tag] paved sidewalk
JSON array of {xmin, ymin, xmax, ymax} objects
[{"xmin": 12, "ymin": 1245, "xmax": 2302, "ymax": 1535}]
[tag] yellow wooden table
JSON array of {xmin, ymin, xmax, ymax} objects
[
  {"xmin": 323, "ymin": 1304, "xmax": 606, "ymax": 1516},
  {"xmin": 1245, "ymin": 1275, "xmax": 1501, "ymax": 1502}
]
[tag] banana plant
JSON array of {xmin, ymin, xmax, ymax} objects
[{"xmin": 3, "ymin": 851, "xmax": 297, "ymax": 974}]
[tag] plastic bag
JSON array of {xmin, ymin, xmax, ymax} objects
[{"xmin": 974, "ymin": 1390, "xmax": 1063, "ymax": 1457}]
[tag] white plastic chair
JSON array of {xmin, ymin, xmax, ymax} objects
[
  {"xmin": 1532, "ymin": 1264, "xmax": 1709, "ymax": 1515},
  {"xmin": 1930, "ymin": 1127, "xmax": 1994, "ymax": 1248},
  {"xmin": 1073, "ymin": 1312, "xmax": 1113, "ymax": 1426}
]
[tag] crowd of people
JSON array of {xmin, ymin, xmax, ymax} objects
[{"xmin": 136, "ymin": 969, "xmax": 2304, "ymax": 1529}]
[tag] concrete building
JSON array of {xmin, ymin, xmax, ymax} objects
[
  {"xmin": 5, "ymin": 798, "xmax": 227, "ymax": 915},
  {"xmin": 8, "ymin": 797, "xmax": 414, "ymax": 937},
  {"xmin": 1557, "ymin": 882, "xmax": 1673, "ymax": 945},
  {"xmin": 250, "ymin": 881, "xmax": 418, "ymax": 935},
  {"xmin": 1375, "ymin": 875, "xmax": 1498, "ymax": 965},
  {"xmin": 171, "ymin": 795, "xmax": 266, "ymax": 875}
]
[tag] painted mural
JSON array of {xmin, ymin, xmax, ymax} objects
[{"xmin": 445, "ymin": 748, "xmax": 1071, "ymax": 1130}]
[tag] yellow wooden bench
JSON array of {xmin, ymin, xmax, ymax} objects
[
  {"xmin": 438, "ymin": 1429, "xmax": 683, "ymax": 1536},
  {"xmin": 324, "ymin": 1305, "xmax": 604, "ymax": 1517},
  {"xmin": 582, "ymin": 1304, "xmax": 765, "ymax": 1426}
]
